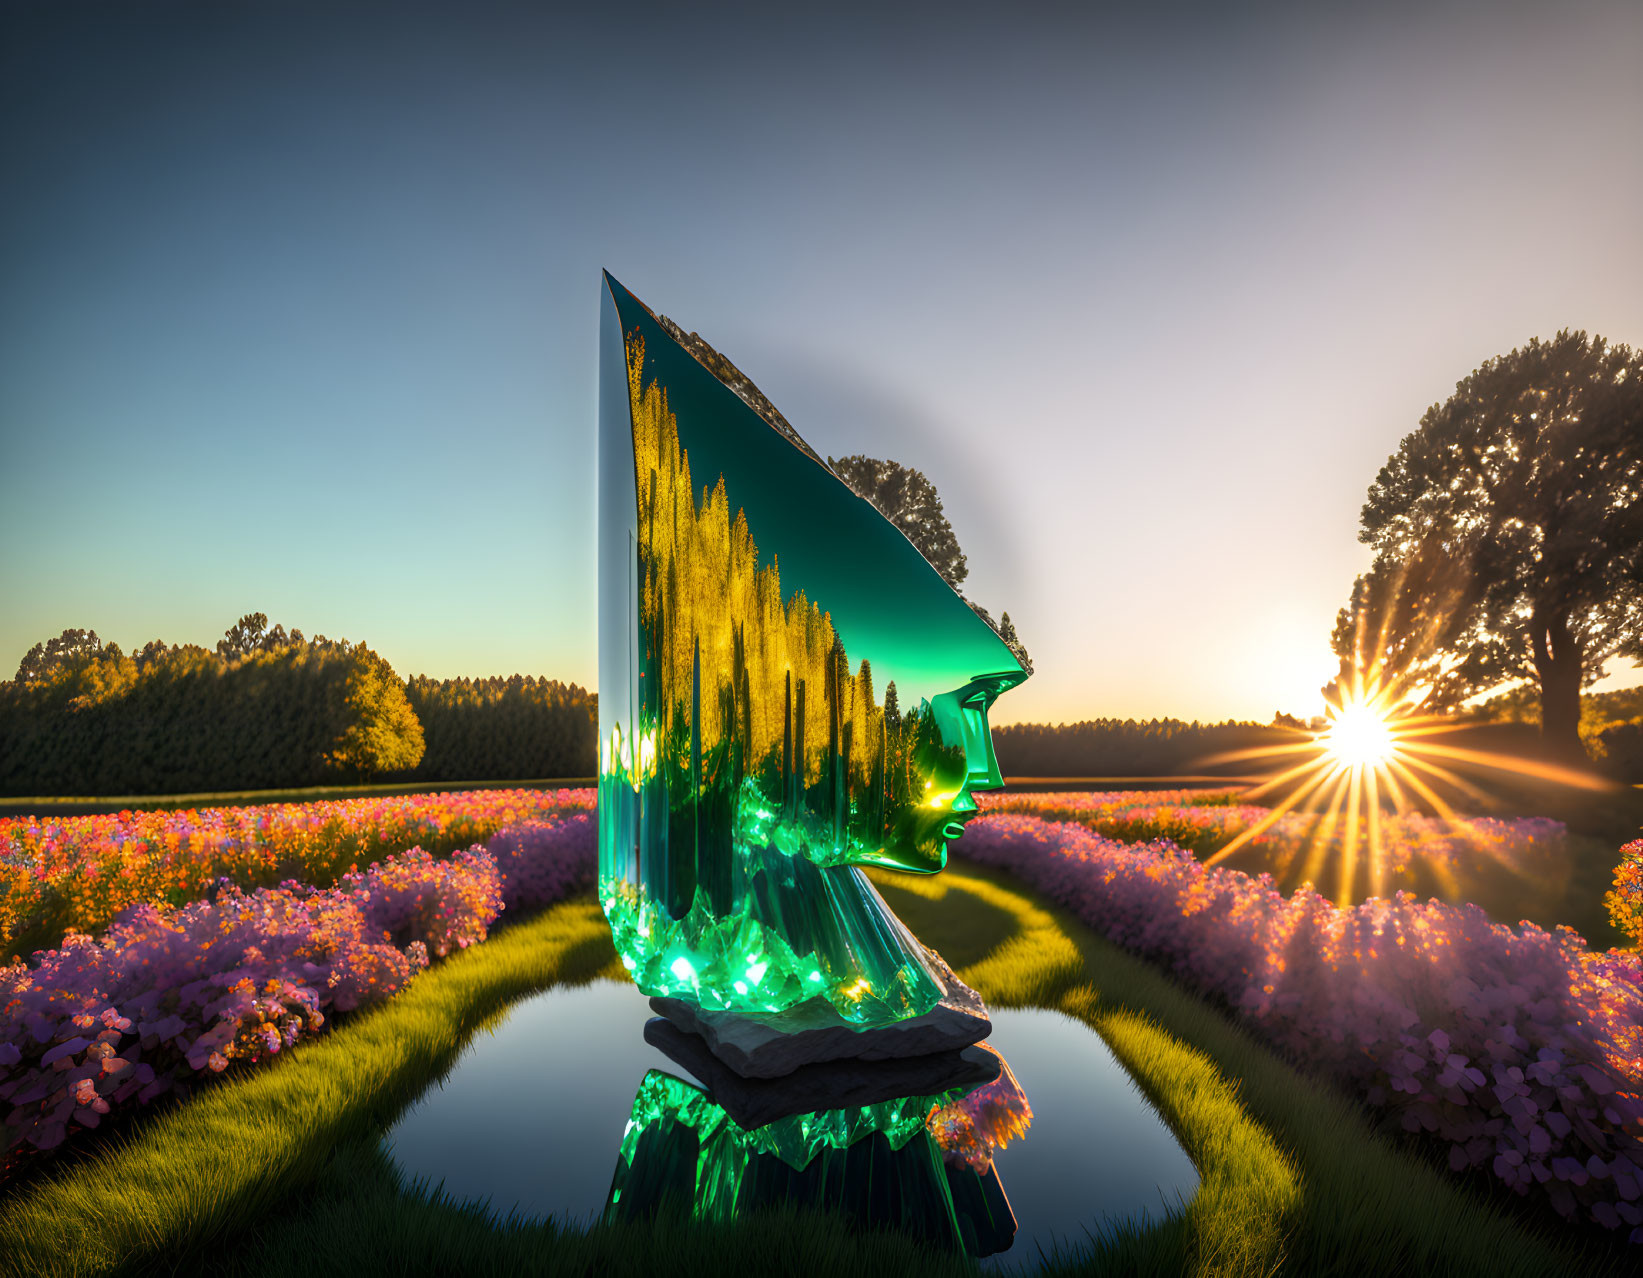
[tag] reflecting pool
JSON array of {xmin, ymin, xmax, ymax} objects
[
  {"xmin": 383, "ymin": 980, "xmax": 1197, "ymax": 1266},
  {"xmin": 981, "ymin": 1007, "xmax": 1197, "ymax": 1266}
]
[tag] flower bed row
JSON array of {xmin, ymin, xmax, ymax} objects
[
  {"xmin": 984, "ymin": 794, "xmax": 1277, "ymax": 854},
  {"xmin": 980, "ymin": 790, "xmax": 1569, "ymax": 873},
  {"xmin": 0, "ymin": 815, "xmax": 596, "ymax": 1171},
  {"xmin": 954, "ymin": 813, "xmax": 1643, "ymax": 1240},
  {"xmin": 0, "ymin": 788, "xmax": 596, "ymax": 959},
  {"xmin": 978, "ymin": 788, "xmax": 1241, "ymax": 823}
]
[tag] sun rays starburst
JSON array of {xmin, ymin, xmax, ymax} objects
[
  {"xmin": 1201, "ymin": 678, "xmax": 1609, "ymax": 907},
  {"xmin": 1321, "ymin": 700, "xmax": 1398, "ymax": 768}
]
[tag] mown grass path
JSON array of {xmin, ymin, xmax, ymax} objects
[{"xmin": 0, "ymin": 865, "xmax": 1617, "ymax": 1277}]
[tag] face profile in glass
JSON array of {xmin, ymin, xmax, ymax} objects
[{"xmin": 598, "ymin": 272, "xmax": 1026, "ymax": 1027}]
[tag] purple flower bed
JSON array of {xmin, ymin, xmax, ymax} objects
[
  {"xmin": 487, "ymin": 816, "xmax": 597, "ymax": 913},
  {"xmin": 0, "ymin": 815, "xmax": 596, "ymax": 1169},
  {"xmin": 955, "ymin": 813, "xmax": 1643, "ymax": 1240}
]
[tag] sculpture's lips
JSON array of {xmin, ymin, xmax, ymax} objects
[{"xmin": 942, "ymin": 792, "xmax": 995, "ymax": 843}]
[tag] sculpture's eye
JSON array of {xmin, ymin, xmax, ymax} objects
[{"xmin": 597, "ymin": 271, "xmax": 1027, "ymax": 1028}]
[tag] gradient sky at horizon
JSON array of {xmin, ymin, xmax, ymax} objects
[{"xmin": 3, "ymin": 1, "xmax": 1640, "ymax": 725}]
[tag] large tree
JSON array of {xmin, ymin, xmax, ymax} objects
[
  {"xmin": 0, "ymin": 625, "xmax": 425, "ymax": 794},
  {"xmin": 1336, "ymin": 330, "xmax": 1643, "ymax": 758}
]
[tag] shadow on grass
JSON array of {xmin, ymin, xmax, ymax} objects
[
  {"xmin": 872, "ymin": 875, "xmax": 1020, "ymax": 971},
  {"xmin": 182, "ymin": 1137, "xmax": 977, "ymax": 1278}
]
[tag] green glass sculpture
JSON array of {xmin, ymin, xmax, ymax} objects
[
  {"xmin": 598, "ymin": 271, "xmax": 1027, "ymax": 1027},
  {"xmin": 604, "ymin": 1070, "xmax": 1017, "ymax": 1257}
]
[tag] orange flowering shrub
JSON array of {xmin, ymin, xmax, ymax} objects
[{"xmin": 1608, "ymin": 840, "xmax": 1643, "ymax": 950}]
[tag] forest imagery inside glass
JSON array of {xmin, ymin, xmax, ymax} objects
[{"xmin": 597, "ymin": 271, "xmax": 1027, "ymax": 1027}]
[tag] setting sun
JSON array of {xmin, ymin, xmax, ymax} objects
[
  {"xmin": 1202, "ymin": 669, "xmax": 1611, "ymax": 907},
  {"xmin": 1321, "ymin": 700, "xmax": 1398, "ymax": 769}
]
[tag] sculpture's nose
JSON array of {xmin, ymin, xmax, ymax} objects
[{"xmin": 958, "ymin": 683, "xmax": 1010, "ymax": 795}]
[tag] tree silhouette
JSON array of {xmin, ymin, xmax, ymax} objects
[
  {"xmin": 13, "ymin": 629, "xmax": 105, "ymax": 683},
  {"xmin": 996, "ymin": 611, "xmax": 1031, "ymax": 674},
  {"xmin": 1334, "ymin": 330, "xmax": 1643, "ymax": 758},
  {"xmin": 217, "ymin": 613, "xmax": 271, "ymax": 659},
  {"xmin": 963, "ymin": 601, "xmax": 1033, "ymax": 674},
  {"xmin": 216, "ymin": 613, "xmax": 315, "ymax": 660}
]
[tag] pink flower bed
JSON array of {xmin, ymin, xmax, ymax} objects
[
  {"xmin": 955, "ymin": 813, "xmax": 1643, "ymax": 1240},
  {"xmin": 0, "ymin": 815, "xmax": 596, "ymax": 1168}
]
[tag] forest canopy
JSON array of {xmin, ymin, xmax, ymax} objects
[{"xmin": 1, "ymin": 618, "xmax": 595, "ymax": 796}]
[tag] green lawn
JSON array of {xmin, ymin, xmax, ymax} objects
[{"xmin": 0, "ymin": 867, "xmax": 1623, "ymax": 1277}]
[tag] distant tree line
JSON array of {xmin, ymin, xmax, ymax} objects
[
  {"xmin": 989, "ymin": 718, "xmax": 1290, "ymax": 778},
  {"xmin": 13, "ymin": 615, "xmax": 1628, "ymax": 797},
  {"xmin": 402, "ymin": 675, "xmax": 596, "ymax": 783},
  {"xmin": 990, "ymin": 694, "xmax": 1643, "ymax": 782},
  {"xmin": 1, "ymin": 617, "xmax": 596, "ymax": 797},
  {"xmin": 1, "ymin": 621, "xmax": 422, "ymax": 796}
]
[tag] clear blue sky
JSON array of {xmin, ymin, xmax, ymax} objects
[{"xmin": 3, "ymin": 1, "xmax": 1640, "ymax": 724}]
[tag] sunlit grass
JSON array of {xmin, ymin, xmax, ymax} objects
[{"xmin": 878, "ymin": 868, "xmax": 1294, "ymax": 1276}]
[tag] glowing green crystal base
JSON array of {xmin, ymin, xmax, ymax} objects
[
  {"xmin": 599, "ymin": 844, "xmax": 941, "ymax": 1024},
  {"xmin": 598, "ymin": 272, "xmax": 1027, "ymax": 1028}
]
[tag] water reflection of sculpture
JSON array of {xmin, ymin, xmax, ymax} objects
[
  {"xmin": 600, "ymin": 280, "xmax": 1027, "ymax": 1028},
  {"xmin": 605, "ymin": 1051, "xmax": 1032, "ymax": 1259}
]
